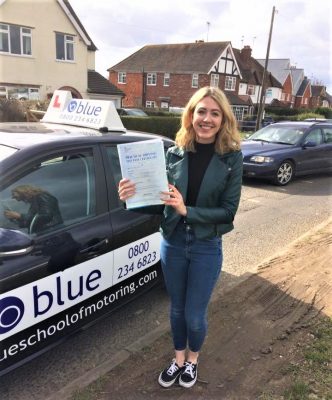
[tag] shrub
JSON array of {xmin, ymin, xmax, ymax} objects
[
  {"xmin": 295, "ymin": 112, "xmax": 325, "ymax": 121},
  {"xmin": 120, "ymin": 116, "xmax": 181, "ymax": 140},
  {"xmin": 314, "ymin": 107, "xmax": 332, "ymax": 118}
]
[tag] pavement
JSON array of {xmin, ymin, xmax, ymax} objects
[{"xmin": 47, "ymin": 218, "xmax": 332, "ymax": 400}]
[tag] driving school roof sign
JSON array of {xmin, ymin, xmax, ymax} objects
[{"xmin": 42, "ymin": 90, "xmax": 126, "ymax": 131}]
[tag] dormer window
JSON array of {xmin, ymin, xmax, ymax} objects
[{"xmin": 56, "ymin": 33, "xmax": 74, "ymax": 61}]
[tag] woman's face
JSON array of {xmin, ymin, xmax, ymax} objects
[{"xmin": 192, "ymin": 96, "xmax": 223, "ymax": 144}]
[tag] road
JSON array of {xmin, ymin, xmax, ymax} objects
[{"xmin": 1, "ymin": 174, "xmax": 331, "ymax": 400}]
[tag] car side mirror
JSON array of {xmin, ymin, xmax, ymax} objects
[
  {"xmin": 0, "ymin": 228, "xmax": 34, "ymax": 257},
  {"xmin": 303, "ymin": 141, "xmax": 317, "ymax": 148}
]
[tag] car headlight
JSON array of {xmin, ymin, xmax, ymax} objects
[{"xmin": 250, "ymin": 156, "xmax": 274, "ymax": 163}]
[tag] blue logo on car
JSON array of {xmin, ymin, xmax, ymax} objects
[
  {"xmin": 67, "ymin": 100, "xmax": 78, "ymax": 113},
  {"xmin": 0, "ymin": 296, "xmax": 25, "ymax": 334}
]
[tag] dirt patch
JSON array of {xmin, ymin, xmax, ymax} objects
[{"xmin": 72, "ymin": 219, "xmax": 332, "ymax": 400}]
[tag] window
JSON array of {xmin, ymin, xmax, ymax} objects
[
  {"xmin": 225, "ymin": 76, "xmax": 236, "ymax": 91},
  {"xmin": 160, "ymin": 101, "xmax": 169, "ymax": 109},
  {"xmin": 210, "ymin": 74, "xmax": 219, "ymax": 87},
  {"xmin": 0, "ymin": 23, "xmax": 32, "ymax": 55},
  {"xmin": 147, "ymin": 73, "xmax": 157, "ymax": 85},
  {"xmin": 118, "ymin": 72, "xmax": 126, "ymax": 84},
  {"xmin": 146, "ymin": 101, "xmax": 156, "ymax": 108},
  {"xmin": 323, "ymin": 128, "xmax": 332, "ymax": 143},
  {"xmin": 232, "ymin": 106, "xmax": 248, "ymax": 121},
  {"xmin": 0, "ymin": 151, "xmax": 96, "ymax": 236},
  {"xmin": 164, "ymin": 73, "xmax": 170, "ymax": 86},
  {"xmin": 265, "ymin": 88, "xmax": 273, "ymax": 98},
  {"xmin": 6, "ymin": 87, "xmax": 40, "ymax": 100},
  {"xmin": 56, "ymin": 33, "xmax": 74, "ymax": 61},
  {"xmin": 192, "ymin": 73, "xmax": 199, "ymax": 88},
  {"xmin": 305, "ymin": 129, "xmax": 323, "ymax": 145},
  {"xmin": 247, "ymin": 85, "xmax": 255, "ymax": 95}
]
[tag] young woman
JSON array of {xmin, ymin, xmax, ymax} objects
[{"xmin": 118, "ymin": 86, "xmax": 242, "ymax": 388}]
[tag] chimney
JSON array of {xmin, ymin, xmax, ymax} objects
[{"xmin": 240, "ymin": 45, "xmax": 252, "ymax": 64}]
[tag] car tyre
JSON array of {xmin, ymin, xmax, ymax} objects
[{"xmin": 274, "ymin": 160, "xmax": 294, "ymax": 186}]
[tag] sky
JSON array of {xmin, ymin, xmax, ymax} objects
[{"xmin": 70, "ymin": 0, "xmax": 332, "ymax": 93}]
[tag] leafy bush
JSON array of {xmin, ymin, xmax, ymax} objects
[
  {"xmin": 295, "ymin": 112, "xmax": 325, "ymax": 121},
  {"xmin": 314, "ymin": 107, "xmax": 332, "ymax": 118}
]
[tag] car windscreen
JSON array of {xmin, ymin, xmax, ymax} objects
[
  {"xmin": 0, "ymin": 144, "xmax": 18, "ymax": 161},
  {"xmin": 248, "ymin": 125, "xmax": 307, "ymax": 145}
]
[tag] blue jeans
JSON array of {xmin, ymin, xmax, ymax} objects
[{"xmin": 160, "ymin": 223, "xmax": 222, "ymax": 352}]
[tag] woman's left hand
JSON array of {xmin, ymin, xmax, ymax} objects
[{"xmin": 161, "ymin": 184, "xmax": 187, "ymax": 216}]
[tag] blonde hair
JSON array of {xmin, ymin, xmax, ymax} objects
[
  {"xmin": 175, "ymin": 86, "xmax": 241, "ymax": 154},
  {"xmin": 12, "ymin": 185, "xmax": 46, "ymax": 198}
]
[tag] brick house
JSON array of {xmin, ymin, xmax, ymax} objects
[
  {"xmin": 257, "ymin": 59, "xmax": 314, "ymax": 109},
  {"xmin": 293, "ymin": 76, "xmax": 311, "ymax": 108},
  {"xmin": 310, "ymin": 85, "xmax": 332, "ymax": 108},
  {"xmin": 108, "ymin": 41, "xmax": 258, "ymax": 120},
  {"xmin": 257, "ymin": 59, "xmax": 294, "ymax": 107}
]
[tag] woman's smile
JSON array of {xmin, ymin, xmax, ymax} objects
[{"xmin": 192, "ymin": 96, "xmax": 223, "ymax": 144}]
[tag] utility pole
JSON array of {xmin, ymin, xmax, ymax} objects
[{"xmin": 255, "ymin": 6, "xmax": 276, "ymax": 131}]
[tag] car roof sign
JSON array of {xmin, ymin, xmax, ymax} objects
[{"xmin": 42, "ymin": 90, "xmax": 126, "ymax": 132}]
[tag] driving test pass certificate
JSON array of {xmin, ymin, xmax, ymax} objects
[{"xmin": 117, "ymin": 139, "xmax": 168, "ymax": 209}]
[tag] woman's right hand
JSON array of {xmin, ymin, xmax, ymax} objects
[
  {"xmin": 118, "ymin": 178, "xmax": 136, "ymax": 201},
  {"xmin": 4, "ymin": 210, "xmax": 21, "ymax": 220}
]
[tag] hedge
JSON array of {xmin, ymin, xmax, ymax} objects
[{"xmin": 120, "ymin": 116, "xmax": 181, "ymax": 140}]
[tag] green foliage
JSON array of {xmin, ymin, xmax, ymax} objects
[
  {"xmin": 265, "ymin": 106, "xmax": 331, "ymax": 121},
  {"xmin": 295, "ymin": 112, "xmax": 325, "ymax": 121},
  {"xmin": 120, "ymin": 116, "xmax": 181, "ymax": 140},
  {"xmin": 314, "ymin": 107, "xmax": 332, "ymax": 118}
]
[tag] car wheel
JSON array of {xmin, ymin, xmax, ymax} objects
[{"xmin": 274, "ymin": 161, "xmax": 294, "ymax": 186}]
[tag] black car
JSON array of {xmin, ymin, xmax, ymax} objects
[
  {"xmin": 242, "ymin": 121, "xmax": 332, "ymax": 185},
  {"xmin": 0, "ymin": 91, "xmax": 173, "ymax": 375}
]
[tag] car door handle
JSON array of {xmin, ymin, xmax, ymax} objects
[{"xmin": 80, "ymin": 238, "xmax": 109, "ymax": 254}]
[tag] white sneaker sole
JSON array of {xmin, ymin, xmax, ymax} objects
[
  {"xmin": 179, "ymin": 374, "xmax": 197, "ymax": 388},
  {"xmin": 158, "ymin": 373, "xmax": 179, "ymax": 388}
]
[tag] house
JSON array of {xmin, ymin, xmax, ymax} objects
[
  {"xmin": 234, "ymin": 46, "xmax": 282, "ymax": 107},
  {"xmin": 256, "ymin": 59, "xmax": 313, "ymax": 109},
  {"xmin": 256, "ymin": 59, "xmax": 294, "ymax": 107},
  {"xmin": 0, "ymin": 0, "xmax": 124, "ymax": 105},
  {"xmin": 293, "ymin": 75, "xmax": 311, "ymax": 108},
  {"xmin": 310, "ymin": 85, "xmax": 332, "ymax": 108},
  {"xmin": 108, "ymin": 41, "xmax": 257, "ymax": 120}
]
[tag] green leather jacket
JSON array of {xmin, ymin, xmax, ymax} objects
[{"xmin": 160, "ymin": 145, "xmax": 243, "ymax": 240}]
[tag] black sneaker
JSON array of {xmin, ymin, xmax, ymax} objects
[
  {"xmin": 158, "ymin": 359, "xmax": 183, "ymax": 387},
  {"xmin": 179, "ymin": 361, "xmax": 198, "ymax": 388}
]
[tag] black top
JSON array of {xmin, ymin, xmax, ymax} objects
[{"xmin": 186, "ymin": 142, "xmax": 215, "ymax": 206}]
